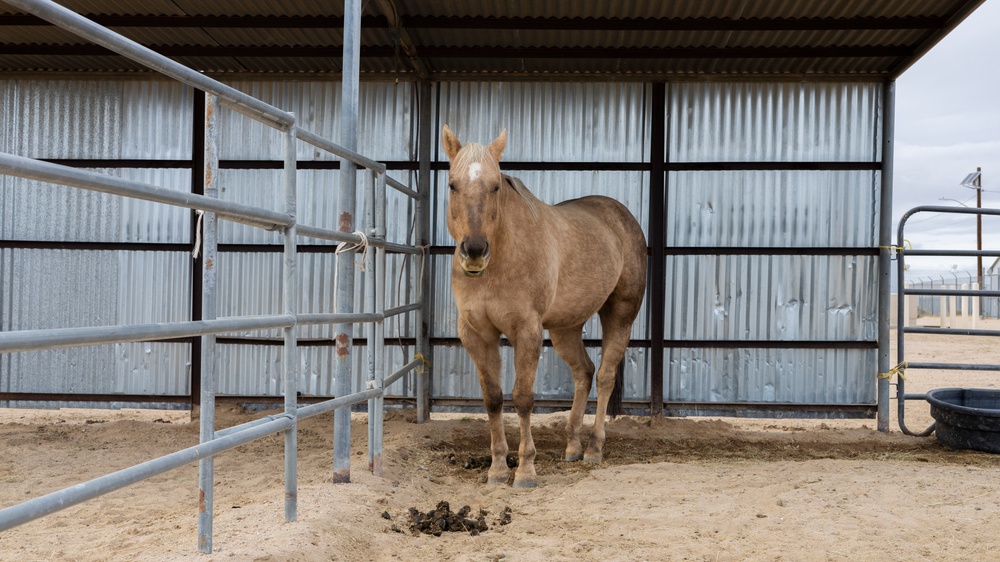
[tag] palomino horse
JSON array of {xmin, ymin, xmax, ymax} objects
[{"xmin": 442, "ymin": 125, "xmax": 647, "ymax": 488}]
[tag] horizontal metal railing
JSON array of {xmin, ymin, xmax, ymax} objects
[{"xmin": 0, "ymin": 0, "xmax": 427, "ymax": 551}]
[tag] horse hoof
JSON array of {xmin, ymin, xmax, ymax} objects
[
  {"xmin": 512, "ymin": 476, "xmax": 537, "ymax": 488},
  {"xmin": 564, "ymin": 452, "xmax": 583, "ymax": 462},
  {"xmin": 486, "ymin": 474, "xmax": 509, "ymax": 485},
  {"xmin": 583, "ymin": 454, "xmax": 602, "ymax": 463}
]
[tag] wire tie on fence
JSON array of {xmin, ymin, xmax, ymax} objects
[
  {"xmin": 416, "ymin": 244, "xmax": 430, "ymax": 297},
  {"xmin": 414, "ymin": 352, "xmax": 431, "ymax": 374},
  {"xmin": 877, "ymin": 361, "xmax": 908, "ymax": 382},
  {"xmin": 191, "ymin": 210, "xmax": 205, "ymax": 259},
  {"xmin": 335, "ymin": 230, "xmax": 371, "ymax": 272}
]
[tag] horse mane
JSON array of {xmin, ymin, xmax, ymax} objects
[{"xmin": 502, "ymin": 174, "xmax": 540, "ymax": 222}]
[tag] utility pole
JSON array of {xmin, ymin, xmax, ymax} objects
[
  {"xmin": 961, "ymin": 168, "xmax": 984, "ymax": 288},
  {"xmin": 977, "ymin": 167, "xmax": 983, "ymax": 288}
]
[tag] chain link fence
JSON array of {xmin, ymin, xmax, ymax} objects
[{"xmin": 906, "ymin": 270, "xmax": 1000, "ymax": 318}]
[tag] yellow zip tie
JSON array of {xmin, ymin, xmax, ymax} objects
[
  {"xmin": 877, "ymin": 361, "xmax": 907, "ymax": 382},
  {"xmin": 413, "ymin": 352, "xmax": 432, "ymax": 374}
]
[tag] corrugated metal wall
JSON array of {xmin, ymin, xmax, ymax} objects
[{"xmin": 0, "ymin": 78, "xmax": 882, "ymax": 411}]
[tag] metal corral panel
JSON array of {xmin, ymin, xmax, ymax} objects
[
  {"xmin": 435, "ymin": 82, "xmax": 650, "ymax": 163},
  {"xmin": 664, "ymin": 255, "xmax": 877, "ymax": 342},
  {"xmin": 667, "ymin": 171, "xmax": 878, "ymax": 248},
  {"xmin": 215, "ymin": 342, "xmax": 422, "ymax": 399},
  {"xmin": 666, "ymin": 348, "xmax": 875, "ymax": 405},
  {"xmin": 3, "ymin": 79, "xmax": 192, "ymax": 160},
  {"xmin": 2, "ymin": 168, "xmax": 192, "ymax": 243},
  {"xmin": 669, "ymin": 82, "xmax": 881, "ymax": 163},
  {"xmin": 0, "ymin": 250, "xmax": 191, "ymax": 399},
  {"xmin": 217, "ymin": 81, "xmax": 413, "ymax": 162}
]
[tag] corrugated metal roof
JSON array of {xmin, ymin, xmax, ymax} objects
[{"xmin": 0, "ymin": 1, "xmax": 984, "ymax": 79}]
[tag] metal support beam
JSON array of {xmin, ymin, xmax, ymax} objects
[
  {"xmin": 372, "ymin": 0, "xmax": 431, "ymax": 79},
  {"xmin": 415, "ymin": 80, "xmax": 433, "ymax": 422},
  {"xmin": 648, "ymin": 82, "xmax": 667, "ymax": 417},
  {"xmin": 876, "ymin": 81, "xmax": 895, "ymax": 432},
  {"xmin": 190, "ymin": 89, "xmax": 205, "ymax": 409}
]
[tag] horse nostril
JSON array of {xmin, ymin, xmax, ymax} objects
[{"xmin": 462, "ymin": 239, "xmax": 489, "ymax": 260}]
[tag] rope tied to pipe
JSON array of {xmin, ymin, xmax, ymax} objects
[
  {"xmin": 336, "ymin": 230, "xmax": 371, "ymax": 272},
  {"xmin": 191, "ymin": 210, "xmax": 205, "ymax": 259},
  {"xmin": 331, "ymin": 231, "xmax": 372, "ymax": 315},
  {"xmin": 413, "ymin": 353, "xmax": 431, "ymax": 374},
  {"xmin": 877, "ymin": 361, "xmax": 908, "ymax": 382}
]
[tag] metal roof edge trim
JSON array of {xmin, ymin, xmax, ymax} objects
[{"xmin": 888, "ymin": 0, "xmax": 986, "ymax": 79}]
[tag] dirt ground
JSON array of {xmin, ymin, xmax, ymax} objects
[{"xmin": 2, "ymin": 325, "xmax": 1000, "ymax": 562}]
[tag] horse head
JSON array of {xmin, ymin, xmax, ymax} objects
[{"xmin": 441, "ymin": 125, "xmax": 507, "ymax": 277}]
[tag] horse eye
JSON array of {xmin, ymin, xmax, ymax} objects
[
  {"xmin": 448, "ymin": 183, "xmax": 457, "ymax": 193},
  {"xmin": 492, "ymin": 184, "xmax": 500, "ymax": 193}
]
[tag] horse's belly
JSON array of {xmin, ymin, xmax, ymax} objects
[{"xmin": 541, "ymin": 293, "xmax": 606, "ymax": 329}]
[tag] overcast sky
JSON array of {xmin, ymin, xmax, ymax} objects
[{"xmin": 895, "ymin": 0, "xmax": 1000, "ymax": 278}]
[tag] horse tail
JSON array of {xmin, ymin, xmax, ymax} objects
[{"xmin": 608, "ymin": 360, "xmax": 625, "ymax": 419}]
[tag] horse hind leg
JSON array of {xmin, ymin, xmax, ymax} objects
[
  {"xmin": 586, "ymin": 301, "xmax": 640, "ymax": 463},
  {"xmin": 549, "ymin": 326, "xmax": 594, "ymax": 462}
]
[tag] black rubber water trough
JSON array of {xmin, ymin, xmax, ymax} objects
[{"xmin": 926, "ymin": 388, "xmax": 1000, "ymax": 454}]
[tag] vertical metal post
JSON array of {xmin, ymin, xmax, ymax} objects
[
  {"xmin": 877, "ymin": 81, "xmax": 896, "ymax": 432},
  {"xmin": 415, "ymin": 80, "xmax": 433, "ymax": 422},
  {"xmin": 197, "ymin": 92, "xmax": 219, "ymax": 554},
  {"xmin": 282, "ymin": 121, "xmax": 298, "ymax": 522},
  {"xmin": 365, "ymin": 170, "xmax": 377, "ymax": 471},
  {"xmin": 373, "ymin": 171, "xmax": 387, "ymax": 476},
  {"xmin": 333, "ymin": 0, "xmax": 361, "ymax": 483},
  {"xmin": 648, "ymin": 82, "xmax": 667, "ymax": 418}
]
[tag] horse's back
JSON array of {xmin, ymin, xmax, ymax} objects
[{"xmin": 554, "ymin": 195, "xmax": 646, "ymax": 250}]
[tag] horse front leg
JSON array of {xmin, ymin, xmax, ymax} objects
[
  {"xmin": 511, "ymin": 322, "xmax": 543, "ymax": 488},
  {"xmin": 458, "ymin": 318, "xmax": 508, "ymax": 484}
]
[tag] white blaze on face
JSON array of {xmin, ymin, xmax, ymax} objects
[{"xmin": 468, "ymin": 162, "xmax": 482, "ymax": 181}]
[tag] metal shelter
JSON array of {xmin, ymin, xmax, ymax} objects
[
  {"xmin": 0, "ymin": 0, "xmax": 990, "ymax": 552},
  {"xmin": 1, "ymin": 0, "xmax": 986, "ymax": 428}
]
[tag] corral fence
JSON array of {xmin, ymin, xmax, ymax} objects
[
  {"xmin": 894, "ymin": 205, "xmax": 1000, "ymax": 436},
  {"xmin": 0, "ymin": 0, "xmax": 425, "ymax": 553},
  {"xmin": 907, "ymin": 270, "xmax": 1000, "ymax": 319}
]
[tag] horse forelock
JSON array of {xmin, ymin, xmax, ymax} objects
[{"xmin": 452, "ymin": 143, "xmax": 500, "ymax": 182}]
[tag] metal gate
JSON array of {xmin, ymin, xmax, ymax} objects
[
  {"xmin": 894, "ymin": 205, "xmax": 1000, "ymax": 435},
  {"xmin": 0, "ymin": 0, "xmax": 425, "ymax": 554}
]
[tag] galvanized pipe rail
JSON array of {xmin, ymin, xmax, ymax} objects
[
  {"xmin": 895, "ymin": 205, "xmax": 1000, "ymax": 436},
  {"xmin": 0, "ymin": 0, "xmax": 426, "ymax": 553}
]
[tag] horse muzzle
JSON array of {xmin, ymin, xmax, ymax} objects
[
  {"xmin": 458, "ymin": 237, "xmax": 490, "ymax": 277},
  {"xmin": 460, "ymin": 255, "xmax": 490, "ymax": 277}
]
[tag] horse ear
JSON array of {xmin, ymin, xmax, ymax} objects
[
  {"xmin": 441, "ymin": 124, "xmax": 462, "ymax": 160},
  {"xmin": 487, "ymin": 128, "xmax": 507, "ymax": 162}
]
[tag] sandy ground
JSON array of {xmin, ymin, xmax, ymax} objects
[{"xmin": 2, "ymin": 325, "xmax": 1000, "ymax": 562}]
